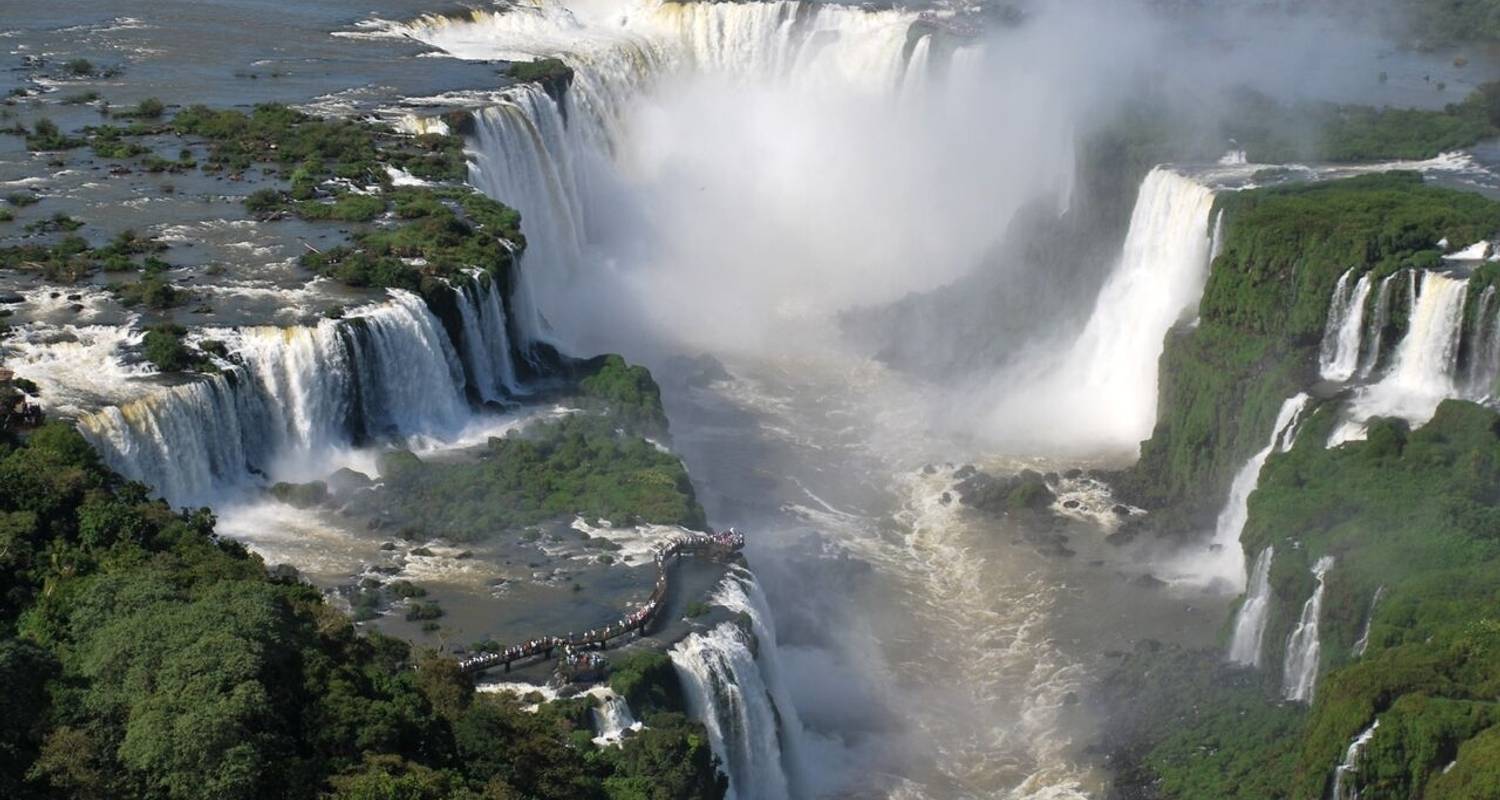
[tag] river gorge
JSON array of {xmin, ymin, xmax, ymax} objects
[{"xmin": 4, "ymin": 2, "xmax": 1500, "ymax": 799}]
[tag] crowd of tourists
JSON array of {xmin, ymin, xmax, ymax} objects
[{"xmin": 457, "ymin": 528, "xmax": 746, "ymax": 674}]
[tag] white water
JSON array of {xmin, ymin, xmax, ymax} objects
[
  {"xmin": 591, "ymin": 691, "xmax": 644, "ymax": 746},
  {"xmin": 0, "ymin": 323, "xmax": 150, "ymax": 415},
  {"xmin": 75, "ymin": 285, "xmax": 511, "ymax": 506},
  {"xmin": 987, "ymin": 168, "xmax": 1218, "ymax": 451},
  {"xmin": 1282, "ymin": 555, "xmax": 1335, "ymax": 703},
  {"xmin": 467, "ymin": 90, "xmax": 587, "ymax": 348},
  {"xmin": 710, "ymin": 567, "xmax": 809, "ymax": 793},
  {"xmin": 1465, "ymin": 285, "xmax": 1500, "ymax": 399},
  {"xmin": 1227, "ymin": 547, "xmax": 1276, "ymax": 666},
  {"xmin": 1352, "ymin": 585, "xmax": 1385, "ymax": 658},
  {"xmin": 1330, "ymin": 271, "xmax": 1471, "ymax": 445},
  {"xmin": 409, "ymin": 0, "xmax": 1082, "ymax": 361},
  {"xmin": 1330, "ymin": 720, "xmax": 1380, "ymax": 800},
  {"xmin": 672, "ymin": 621, "xmax": 794, "ymax": 800},
  {"xmin": 454, "ymin": 272, "xmax": 523, "ymax": 398},
  {"xmin": 1357, "ymin": 272, "xmax": 1400, "ymax": 380},
  {"xmin": 1320, "ymin": 269, "xmax": 1374, "ymax": 382},
  {"xmin": 1194, "ymin": 393, "xmax": 1310, "ymax": 591}
]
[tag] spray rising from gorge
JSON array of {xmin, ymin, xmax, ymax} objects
[{"xmin": 8, "ymin": 0, "xmax": 1500, "ymax": 798}]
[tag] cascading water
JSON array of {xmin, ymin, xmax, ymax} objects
[
  {"xmin": 671, "ymin": 621, "xmax": 794, "ymax": 800},
  {"xmin": 1330, "ymin": 271, "xmax": 1471, "ymax": 445},
  {"xmin": 453, "ymin": 272, "xmax": 523, "ymax": 398},
  {"xmin": 78, "ymin": 289, "xmax": 478, "ymax": 506},
  {"xmin": 1320, "ymin": 269, "xmax": 1374, "ymax": 382},
  {"xmin": 988, "ymin": 168, "xmax": 1218, "ymax": 450},
  {"xmin": 1352, "ymin": 585, "xmax": 1385, "ymax": 658},
  {"xmin": 709, "ymin": 567, "xmax": 808, "ymax": 792},
  {"xmin": 1465, "ymin": 285, "xmax": 1500, "ymax": 399},
  {"xmin": 405, "ymin": 0, "xmax": 1026, "ymax": 357},
  {"xmin": 1330, "ymin": 720, "xmax": 1380, "ymax": 800},
  {"xmin": 1198, "ymin": 393, "xmax": 1310, "ymax": 590},
  {"xmin": 1357, "ymin": 272, "xmax": 1400, "ymax": 380},
  {"xmin": 467, "ymin": 89, "xmax": 588, "ymax": 346},
  {"xmin": 1282, "ymin": 555, "xmax": 1335, "ymax": 703},
  {"xmin": 1227, "ymin": 547, "xmax": 1276, "ymax": 666},
  {"xmin": 591, "ymin": 692, "xmax": 643, "ymax": 746}
]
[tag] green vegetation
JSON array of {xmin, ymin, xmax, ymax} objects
[
  {"xmin": 404, "ymin": 601, "xmax": 444, "ymax": 622},
  {"xmin": 0, "ymin": 223, "xmax": 180, "ymax": 289},
  {"xmin": 1126, "ymin": 401, "xmax": 1500, "ymax": 799},
  {"xmin": 508, "ymin": 58, "xmax": 574, "ymax": 101},
  {"xmin": 508, "ymin": 58, "xmax": 574, "ymax": 85},
  {"xmin": 112, "ymin": 275, "xmax": 184, "ymax": 310},
  {"xmin": 60, "ymin": 91, "xmax": 101, "ymax": 106},
  {"xmin": 1092, "ymin": 84, "xmax": 1500, "ymax": 192},
  {"xmin": 1247, "ymin": 402, "xmax": 1500, "ymax": 799},
  {"xmin": 1100, "ymin": 644, "xmax": 1307, "ymax": 800},
  {"xmin": 298, "ymin": 188, "xmax": 523, "ymax": 292},
  {"xmin": 609, "ymin": 650, "xmax": 684, "ymax": 716},
  {"xmin": 23, "ymin": 212, "xmax": 83, "ymax": 234},
  {"xmin": 578, "ymin": 355, "xmax": 671, "ymax": 437},
  {"xmin": 4, "ymin": 104, "xmax": 517, "ymax": 300},
  {"xmin": 140, "ymin": 323, "xmax": 216, "ymax": 372},
  {"xmin": 1403, "ymin": 0, "xmax": 1500, "ymax": 44},
  {"xmin": 62, "ymin": 58, "xmax": 94, "ymax": 76},
  {"xmin": 0, "ymin": 419, "xmax": 726, "ymax": 799},
  {"xmin": 172, "ymin": 103, "xmax": 465, "ymax": 182},
  {"xmin": 22, "ymin": 118, "xmax": 83, "ymax": 151},
  {"xmin": 1226, "ymin": 85, "xmax": 1500, "ymax": 163},
  {"xmin": 118, "ymin": 97, "xmax": 166, "ymax": 119},
  {"xmin": 956, "ymin": 467, "xmax": 1056, "ymax": 514},
  {"xmin": 369, "ymin": 412, "xmax": 704, "ymax": 541},
  {"xmin": 1124, "ymin": 173, "xmax": 1500, "ymax": 522},
  {"xmin": 1115, "ymin": 173, "xmax": 1500, "ymax": 798}
]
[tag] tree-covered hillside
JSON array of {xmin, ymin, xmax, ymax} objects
[{"xmin": 0, "ymin": 420, "xmax": 724, "ymax": 800}]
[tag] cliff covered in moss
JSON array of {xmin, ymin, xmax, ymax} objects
[
  {"xmin": 1123, "ymin": 172, "xmax": 1500, "ymax": 524},
  {"xmin": 1108, "ymin": 169, "xmax": 1500, "ymax": 798}
]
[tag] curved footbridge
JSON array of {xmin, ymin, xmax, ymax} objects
[{"xmin": 457, "ymin": 529, "xmax": 746, "ymax": 675}]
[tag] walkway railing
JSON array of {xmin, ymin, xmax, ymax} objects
[{"xmin": 457, "ymin": 528, "xmax": 745, "ymax": 674}]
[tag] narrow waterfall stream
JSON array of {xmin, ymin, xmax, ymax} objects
[{"xmin": 1283, "ymin": 556, "xmax": 1336, "ymax": 703}]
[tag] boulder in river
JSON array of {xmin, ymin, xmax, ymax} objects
[{"xmin": 957, "ymin": 468, "xmax": 1057, "ymax": 516}]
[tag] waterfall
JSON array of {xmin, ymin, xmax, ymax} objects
[
  {"xmin": 453, "ymin": 272, "xmax": 522, "ymax": 399},
  {"xmin": 78, "ymin": 290, "xmax": 474, "ymax": 507},
  {"xmin": 1282, "ymin": 555, "xmax": 1335, "ymax": 703},
  {"xmin": 591, "ymin": 692, "xmax": 642, "ymax": 746},
  {"xmin": 1205, "ymin": 393, "xmax": 1310, "ymax": 590},
  {"xmin": 1382, "ymin": 272, "xmax": 1468, "ymax": 397},
  {"xmin": 1330, "ymin": 720, "xmax": 1380, "ymax": 800},
  {"xmin": 409, "ymin": 0, "xmax": 946, "ymax": 353},
  {"xmin": 1330, "ymin": 271, "xmax": 1471, "ymax": 445},
  {"xmin": 1209, "ymin": 208, "xmax": 1227, "ymax": 263},
  {"xmin": 400, "ymin": 1, "xmax": 924, "ymax": 92},
  {"xmin": 1357, "ymin": 272, "xmax": 1400, "ymax": 380},
  {"xmin": 1351, "ymin": 585, "xmax": 1385, "ymax": 658},
  {"xmin": 1320, "ymin": 269, "xmax": 1374, "ymax": 382},
  {"xmin": 1465, "ymin": 285, "xmax": 1500, "ymax": 399},
  {"xmin": 1047, "ymin": 168, "xmax": 1217, "ymax": 442},
  {"xmin": 672, "ymin": 622, "xmax": 793, "ymax": 800},
  {"xmin": 467, "ymin": 90, "xmax": 587, "ymax": 349},
  {"xmin": 1228, "ymin": 547, "xmax": 1276, "ymax": 666},
  {"xmin": 901, "ymin": 33, "xmax": 932, "ymax": 98},
  {"xmin": 989, "ymin": 168, "xmax": 1218, "ymax": 449},
  {"xmin": 710, "ymin": 567, "xmax": 808, "ymax": 792}
]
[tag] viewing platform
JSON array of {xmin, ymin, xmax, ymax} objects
[{"xmin": 457, "ymin": 529, "xmax": 745, "ymax": 675}]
